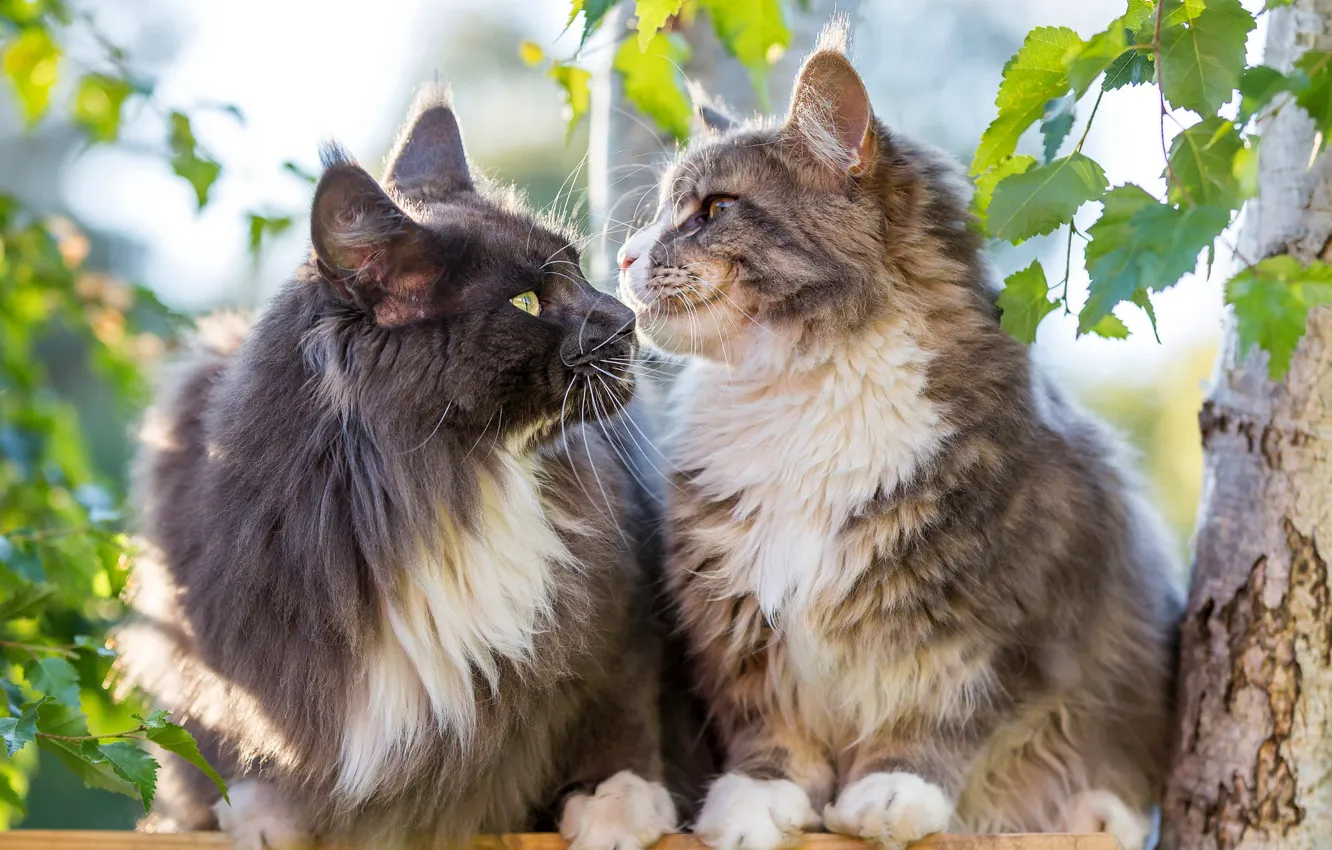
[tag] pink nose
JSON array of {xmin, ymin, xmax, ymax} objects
[{"xmin": 617, "ymin": 246, "xmax": 637, "ymax": 270}]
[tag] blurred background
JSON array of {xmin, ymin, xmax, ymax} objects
[{"xmin": 2, "ymin": 0, "xmax": 1249, "ymax": 827}]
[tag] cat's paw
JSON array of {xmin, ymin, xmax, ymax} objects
[
  {"xmin": 823, "ymin": 772, "xmax": 951, "ymax": 850},
  {"xmin": 694, "ymin": 773, "xmax": 820, "ymax": 850},
  {"xmin": 213, "ymin": 779, "xmax": 312, "ymax": 850},
  {"xmin": 560, "ymin": 770, "xmax": 678, "ymax": 850},
  {"xmin": 1066, "ymin": 790, "xmax": 1152, "ymax": 850}
]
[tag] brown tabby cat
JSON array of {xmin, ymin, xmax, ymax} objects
[
  {"xmin": 618, "ymin": 20, "xmax": 1183, "ymax": 850},
  {"xmin": 116, "ymin": 89, "xmax": 678, "ymax": 849}
]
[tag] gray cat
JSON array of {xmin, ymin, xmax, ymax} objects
[
  {"xmin": 116, "ymin": 89, "xmax": 678, "ymax": 849},
  {"xmin": 617, "ymin": 20, "xmax": 1183, "ymax": 850}
]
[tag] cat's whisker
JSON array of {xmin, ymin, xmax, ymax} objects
[
  {"xmin": 463, "ymin": 405, "xmax": 499, "ymax": 461},
  {"xmin": 402, "ymin": 400, "xmax": 453, "ymax": 455},
  {"xmin": 579, "ymin": 386, "xmax": 620, "ymax": 530},
  {"xmin": 586, "ymin": 317, "xmax": 635, "ymax": 354},
  {"xmin": 589, "ymin": 376, "xmax": 664, "ymax": 508}
]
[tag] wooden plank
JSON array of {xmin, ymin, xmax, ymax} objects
[{"xmin": 0, "ymin": 832, "xmax": 1118, "ymax": 850}]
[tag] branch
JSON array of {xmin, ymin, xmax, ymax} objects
[{"xmin": 1153, "ymin": 0, "xmax": 1198, "ymax": 208}]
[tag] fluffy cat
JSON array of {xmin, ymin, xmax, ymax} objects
[
  {"xmin": 617, "ymin": 21, "xmax": 1183, "ymax": 850},
  {"xmin": 116, "ymin": 89, "xmax": 678, "ymax": 849}
]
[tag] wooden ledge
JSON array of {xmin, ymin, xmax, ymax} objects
[{"xmin": 0, "ymin": 833, "xmax": 1118, "ymax": 849}]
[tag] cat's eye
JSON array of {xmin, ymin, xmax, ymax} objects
[
  {"xmin": 708, "ymin": 196, "xmax": 736, "ymax": 217},
  {"xmin": 510, "ymin": 291, "xmax": 540, "ymax": 316}
]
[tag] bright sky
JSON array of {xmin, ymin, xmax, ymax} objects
[{"xmin": 55, "ymin": 0, "xmax": 1270, "ymax": 389}]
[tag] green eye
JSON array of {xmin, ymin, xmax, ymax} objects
[{"xmin": 510, "ymin": 291, "xmax": 540, "ymax": 316}]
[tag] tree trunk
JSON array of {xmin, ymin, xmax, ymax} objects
[{"xmin": 1161, "ymin": 2, "xmax": 1332, "ymax": 848}]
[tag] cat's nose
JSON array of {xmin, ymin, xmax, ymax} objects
[{"xmin": 617, "ymin": 246, "xmax": 637, "ymax": 270}]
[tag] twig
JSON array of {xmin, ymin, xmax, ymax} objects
[
  {"xmin": 0, "ymin": 640, "xmax": 76, "ymax": 657},
  {"xmin": 36, "ymin": 726, "xmax": 148, "ymax": 744},
  {"xmin": 1153, "ymin": 0, "xmax": 1198, "ymax": 208}
]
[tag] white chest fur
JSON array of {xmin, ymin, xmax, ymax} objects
[
  {"xmin": 337, "ymin": 452, "xmax": 571, "ymax": 801},
  {"xmin": 670, "ymin": 318, "xmax": 957, "ymax": 739},
  {"xmin": 671, "ymin": 317, "xmax": 945, "ymax": 617}
]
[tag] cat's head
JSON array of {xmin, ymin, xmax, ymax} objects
[
  {"xmin": 618, "ymin": 20, "xmax": 985, "ymax": 364},
  {"xmin": 303, "ymin": 88, "xmax": 635, "ymax": 449}
]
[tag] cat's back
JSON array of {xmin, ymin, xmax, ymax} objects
[{"xmin": 132, "ymin": 311, "xmax": 250, "ymax": 578}]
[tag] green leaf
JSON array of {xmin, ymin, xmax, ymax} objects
[
  {"xmin": 971, "ymin": 155, "xmax": 1036, "ymax": 229},
  {"xmin": 1166, "ymin": 117, "xmax": 1245, "ymax": 209},
  {"xmin": 1080, "ymin": 184, "xmax": 1229, "ymax": 332},
  {"xmin": 570, "ymin": 0, "xmax": 619, "ymax": 49},
  {"xmin": 971, "ymin": 26, "xmax": 1082, "ymax": 175},
  {"xmin": 246, "ymin": 214, "xmax": 293, "ymax": 257},
  {"xmin": 0, "ymin": 769, "xmax": 23, "ymax": 822},
  {"xmin": 549, "ymin": 62, "xmax": 592, "ymax": 139},
  {"xmin": 28, "ymin": 656, "xmax": 79, "ymax": 707},
  {"xmin": 1227, "ymin": 256, "xmax": 1332, "ymax": 378},
  {"xmin": 614, "ymin": 32, "xmax": 692, "ymax": 141},
  {"xmin": 1065, "ymin": 21, "xmax": 1127, "ymax": 96},
  {"xmin": 1133, "ymin": 288, "xmax": 1161, "ymax": 342},
  {"xmin": 1162, "ymin": 0, "xmax": 1207, "ymax": 27},
  {"xmin": 1265, "ymin": 0, "xmax": 1295, "ymax": 7},
  {"xmin": 997, "ymin": 261, "xmax": 1057, "ymax": 343},
  {"xmin": 698, "ymin": 0, "xmax": 789, "ymax": 106},
  {"xmin": 1293, "ymin": 50, "xmax": 1332, "ymax": 142},
  {"xmin": 1123, "ymin": 0, "xmax": 1155, "ymax": 30},
  {"xmin": 1159, "ymin": 0, "xmax": 1255, "ymax": 117},
  {"xmin": 134, "ymin": 710, "xmax": 171, "ymax": 730},
  {"xmin": 0, "ymin": 700, "xmax": 41, "ymax": 756},
  {"xmin": 168, "ymin": 111, "xmax": 222, "ymax": 209},
  {"xmin": 636, "ymin": 0, "xmax": 683, "ymax": 50},
  {"xmin": 1233, "ymin": 138, "xmax": 1259, "ymax": 199},
  {"xmin": 34, "ymin": 702, "xmax": 135, "ymax": 797},
  {"xmin": 72, "ymin": 73, "xmax": 133, "ymax": 142},
  {"xmin": 1, "ymin": 27, "xmax": 60, "ymax": 125},
  {"xmin": 1103, "ymin": 50, "xmax": 1155, "ymax": 90},
  {"xmin": 145, "ymin": 722, "xmax": 228, "ymax": 803},
  {"xmin": 1086, "ymin": 313, "xmax": 1130, "ymax": 339},
  {"xmin": 96, "ymin": 741, "xmax": 159, "ymax": 813},
  {"xmin": 282, "ymin": 160, "xmax": 318, "ymax": 184},
  {"xmin": 986, "ymin": 152, "xmax": 1108, "ymax": 243},
  {"xmin": 1039, "ymin": 93, "xmax": 1076, "ymax": 163},
  {"xmin": 0, "ymin": 581, "xmax": 55, "ymax": 620},
  {"xmin": 1238, "ymin": 65, "xmax": 1293, "ymax": 125}
]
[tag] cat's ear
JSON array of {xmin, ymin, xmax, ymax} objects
[
  {"xmin": 688, "ymin": 80, "xmax": 738, "ymax": 135},
  {"xmin": 384, "ymin": 85, "xmax": 473, "ymax": 199},
  {"xmin": 783, "ymin": 19, "xmax": 874, "ymax": 176},
  {"xmin": 310, "ymin": 148, "xmax": 431, "ymax": 323}
]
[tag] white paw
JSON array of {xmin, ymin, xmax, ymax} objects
[
  {"xmin": 823, "ymin": 772, "xmax": 951, "ymax": 850},
  {"xmin": 560, "ymin": 771, "xmax": 678, "ymax": 850},
  {"xmin": 694, "ymin": 772, "xmax": 820, "ymax": 850},
  {"xmin": 1066, "ymin": 790, "xmax": 1153, "ymax": 850},
  {"xmin": 213, "ymin": 779, "xmax": 311, "ymax": 850}
]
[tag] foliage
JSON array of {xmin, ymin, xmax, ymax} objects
[
  {"xmin": 528, "ymin": 0, "xmax": 792, "ymax": 141},
  {"xmin": 535, "ymin": 0, "xmax": 1332, "ymax": 379},
  {"xmin": 970, "ymin": 0, "xmax": 1332, "ymax": 376},
  {"xmin": 0, "ymin": 0, "xmax": 232, "ymax": 826}
]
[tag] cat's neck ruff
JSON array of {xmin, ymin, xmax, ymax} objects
[
  {"xmin": 337, "ymin": 447, "xmax": 571, "ymax": 802},
  {"xmin": 670, "ymin": 312, "xmax": 948, "ymax": 617}
]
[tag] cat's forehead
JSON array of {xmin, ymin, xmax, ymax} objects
[
  {"xmin": 409, "ymin": 193, "xmax": 574, "ymax": 264},
  {"xmin": 666, "ymin": 130, "xmax": 783, "ymax": 202}
]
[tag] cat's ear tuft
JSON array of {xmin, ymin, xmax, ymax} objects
[
  {"xmin": 784, "ymin": 31, "xmax": 874, "ymax": 176},
  {"xmin": 310, "ymin": 160, "xmax": 420, "ymax": 299},
  {"xmin": 688, "ymin": 80, "xmax": 738, "ymax": 135},
  {"xmin": 384, "ymin": 85, "xmax": 473, "ymax": 199}
]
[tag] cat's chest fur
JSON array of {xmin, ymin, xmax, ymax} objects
[
  {"xmin": 670, "ymin": 319, "xmax": 969, "ymax": 736},
  {"xmin": 671, "ymin": 318, "xmax": 944, "ymax": 616},
  {"xmin": 338, "ymin": 450, "xmax": 574, "ymax": 802}
]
